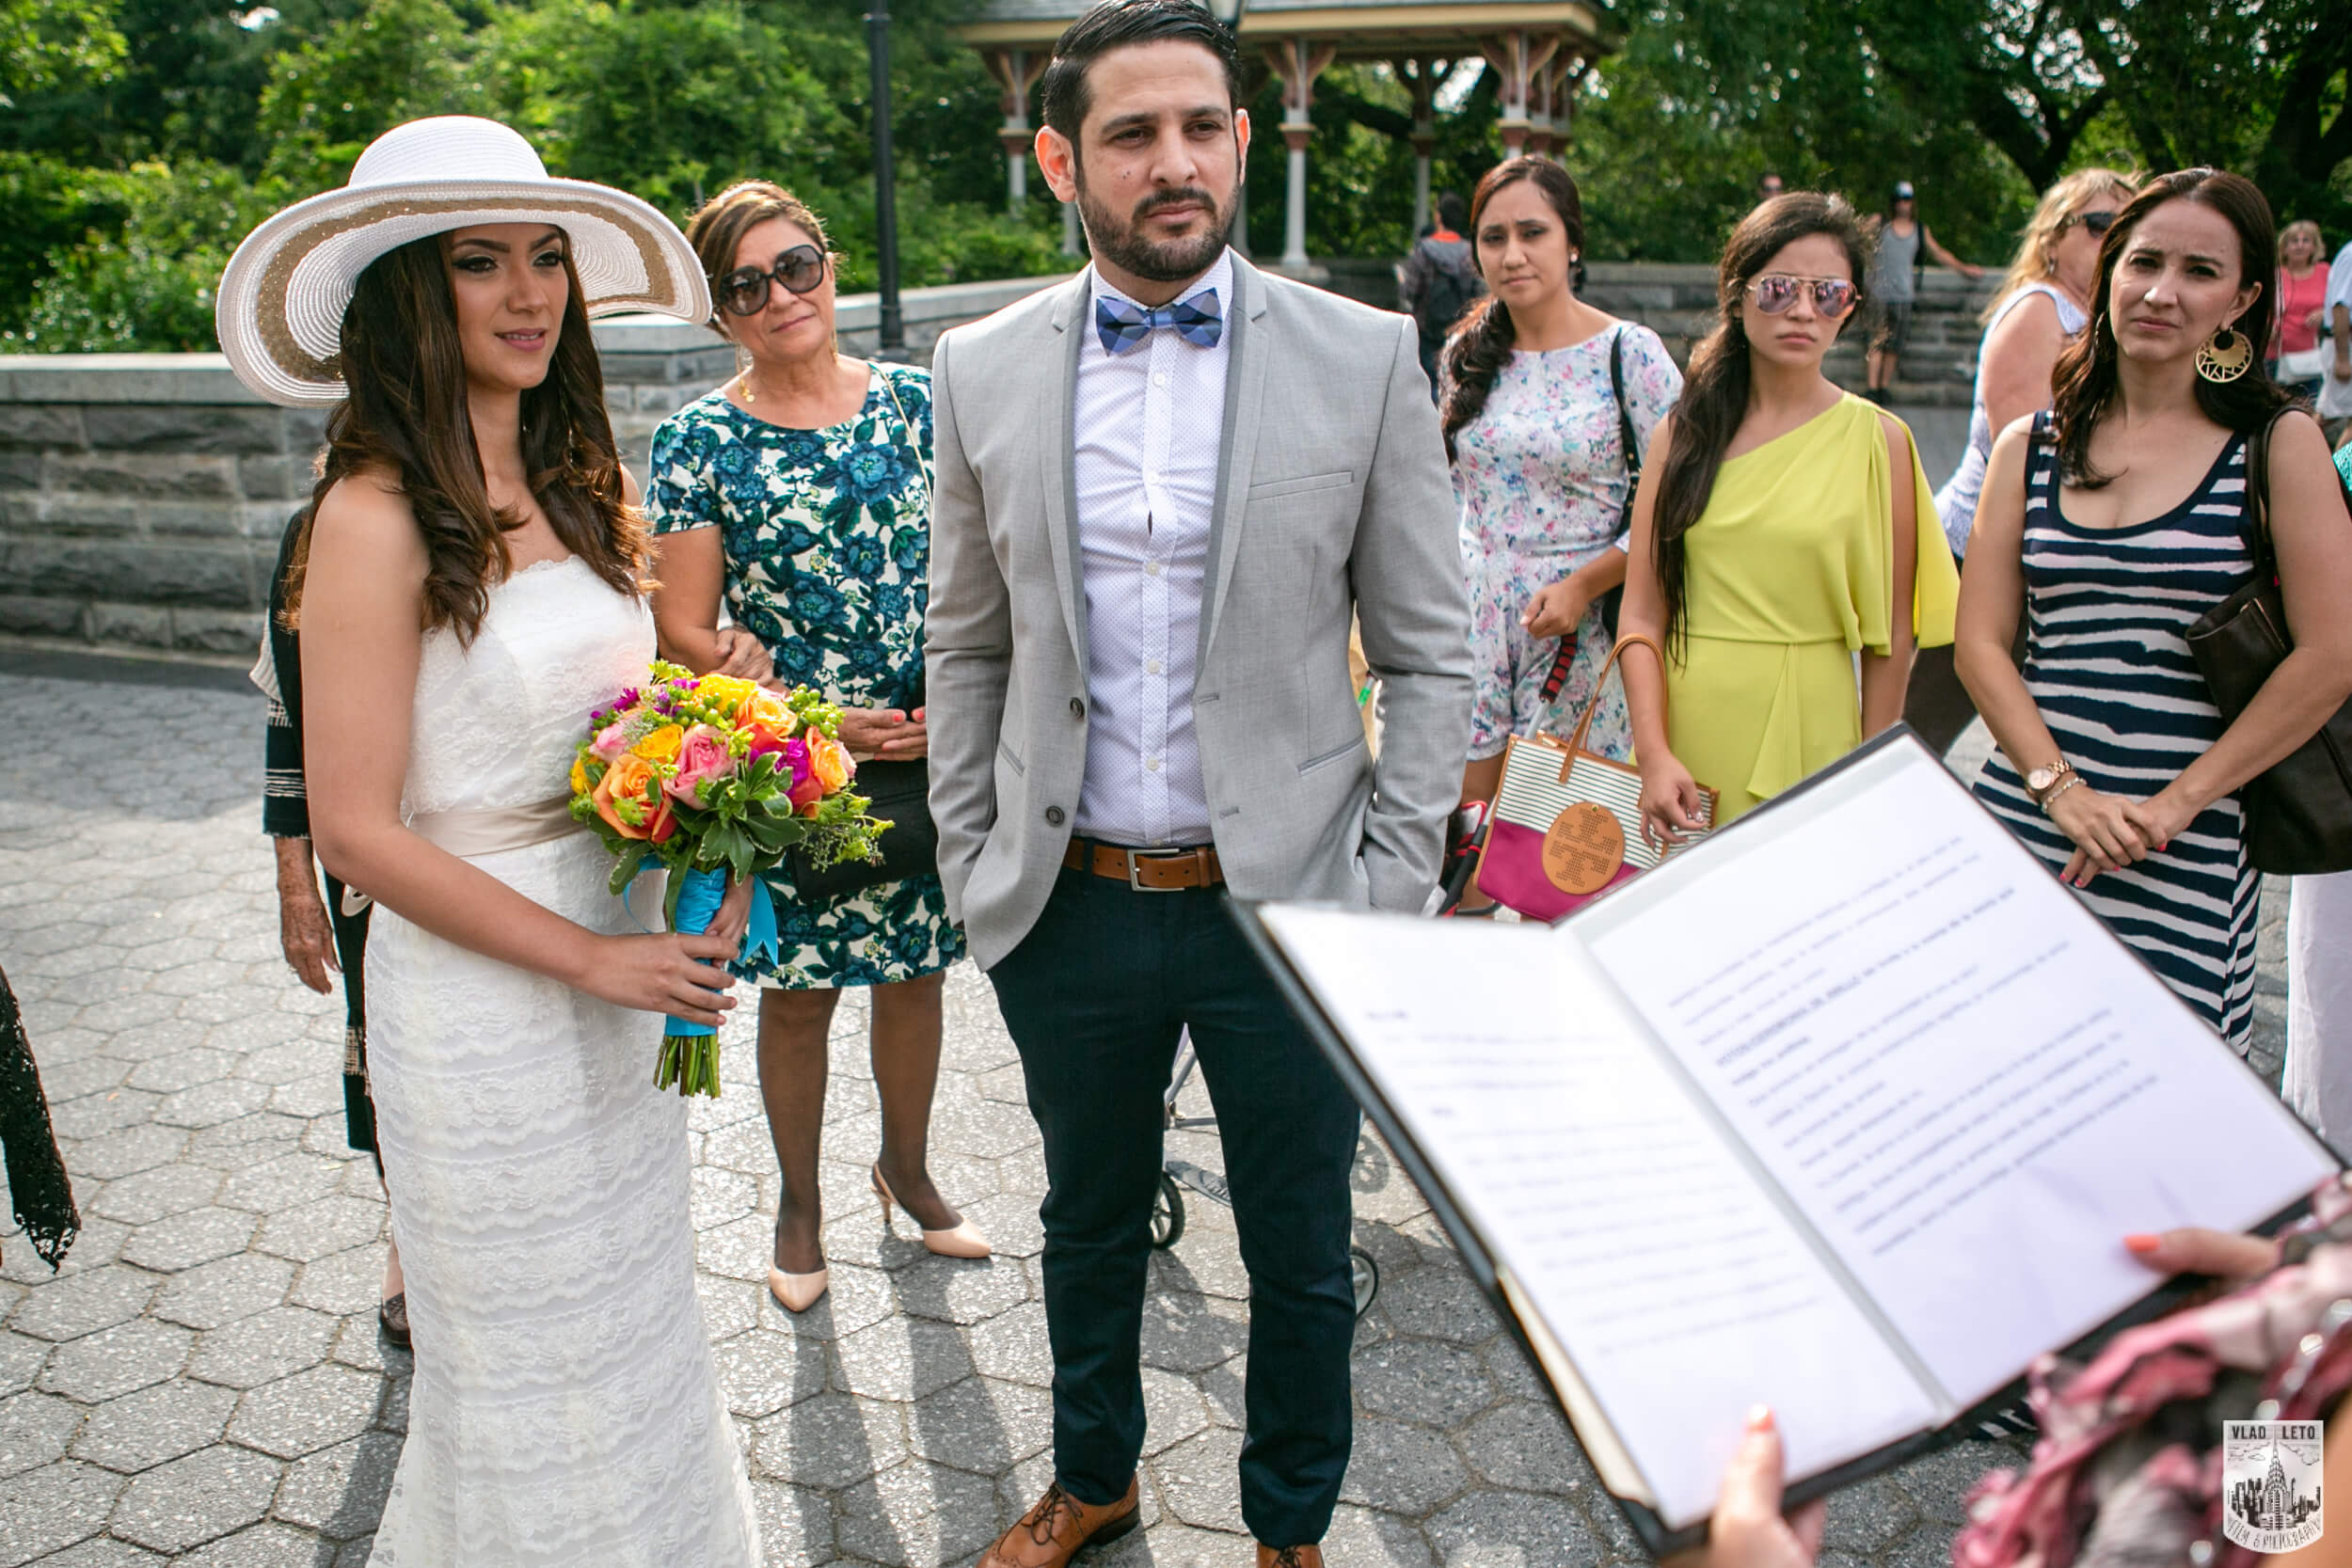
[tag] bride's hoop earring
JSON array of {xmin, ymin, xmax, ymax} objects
[{"xmin": 2196, "ymin": 325, "xmax": 2252, "ymax": 384}]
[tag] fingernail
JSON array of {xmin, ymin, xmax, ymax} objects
[
  {"xmin": 1746, "ymin": 1404, "xmax": 1774, "ymax": 1433},
  {"xmin": 2123, "ymin": 1233, "xmax": 2161, "ymax": 1254}
]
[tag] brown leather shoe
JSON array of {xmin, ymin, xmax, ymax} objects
[
  {"xmin": 978, "ymin": 1477, "xmax": 1140, "ymax": 1568},
  {"xmin": 1257, "ymin": 1546, "xmax": 1325, "ymax": 1568}
]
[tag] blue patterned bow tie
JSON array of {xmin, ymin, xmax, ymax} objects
[{"xmin": 1094, "ymin": 289, "xmax": 1223, "ymax": 356}]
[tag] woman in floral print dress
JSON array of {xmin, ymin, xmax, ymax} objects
[
  {"xmin": 1438, "ymin": 159, "xmax": 1681, "ymax": 905},
  {"xmin": 647, "ymin": 182, "xmax": 987, "ymax": 1317}
]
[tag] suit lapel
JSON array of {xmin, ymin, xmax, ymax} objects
[
  {"xmin": 1041, "ymin": 273, "xmax": 1091, "ymax": 662},
  {"xmin": 1199, "ymin": 255, "xmax": 1271, "ymax": 668}
]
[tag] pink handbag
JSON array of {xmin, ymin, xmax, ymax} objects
[{"xmin": 1472, "ymin": 634, "xmax": 1717, "ymax": 921}]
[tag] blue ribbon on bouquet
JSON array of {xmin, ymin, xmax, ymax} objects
[{"xmin": 625, "ymin": 861, "xmax": 781, "ymax": 1039}]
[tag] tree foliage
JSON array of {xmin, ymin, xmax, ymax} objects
[{"xmin": 0, "ymin": 0, "xmax": 2340, "ymax": 347}]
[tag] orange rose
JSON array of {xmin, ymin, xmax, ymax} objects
[
  {"xmin": 807, "ymin": 732, "xmax": 852, "ymax": 793},
  {"xmin": 736, "ymin": 688, "xmax": 798, "ymax": 736},
  {"xmin": 631, "ymin": 723, "xmax": 684, "ymax": 765},
  {"xmin": 592, "ymin": 752, "xmax": 659, "ymax": 839}
]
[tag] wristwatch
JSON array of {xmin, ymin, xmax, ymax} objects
[{"xmin": 2025, "ymin": 758, "xmax": 2075, "ymax": 805}]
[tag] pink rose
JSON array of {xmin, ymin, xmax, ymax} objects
[
  {"xmin": 590, "ymin": 721, "xmax": 632, "ymax": 761},
  {"xmin": 663, "ymin": 725, "xmax": 733, "ymax": 809}
]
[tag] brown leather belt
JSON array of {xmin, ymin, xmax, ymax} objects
[{"xmin": 1063, "ymin": 839, "xmax": 1224, "ymax": 891}]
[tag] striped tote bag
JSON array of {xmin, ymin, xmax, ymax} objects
[{"xmin": 1473, "ymin": 634, "xmax": 1718, "ymax": 921}]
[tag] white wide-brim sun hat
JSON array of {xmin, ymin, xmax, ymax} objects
[{"xmin": 215, "ymin": 116, "xmax": 711, "ymax": 407}]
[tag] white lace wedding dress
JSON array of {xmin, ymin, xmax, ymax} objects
[{"xmin": 363, "ymin": 558, "xmax": 758, "ymax": 1566}]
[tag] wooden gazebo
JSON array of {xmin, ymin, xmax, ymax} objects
[{"xmin": 961, "ymin": 0, "xmax": 1613, "ymax": 268}]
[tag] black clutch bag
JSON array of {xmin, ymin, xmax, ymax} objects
[
  {"xmin": 787, "ymin": 757, "xmax": 938, "ymax": 900},
  {"xmin": 2184, "ymin": 408, "xmax": 2352, "ymax": 874}
]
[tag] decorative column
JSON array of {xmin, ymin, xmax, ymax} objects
[
  {"xmin": 985, "ymin": 48, "xmax": 1048, "ymax": 215},
  {"xmin": 1481, "ymin": 30, "xmax": 1557, "ymax": 161},
  {"xmin": 1264, "ymin": 38, "xmax": 1335, "ymax": 270},
  {"xmin": 1526, "ymin": 57, "xmax": 1554, "ymax": 159},
  {"xmin": 1404, "ymin": 57, "xmax": 1437, "ymax": 235},
  {"xmin": 1549, "ymin": 53, "xmax": 1590, "ymax": 164}
]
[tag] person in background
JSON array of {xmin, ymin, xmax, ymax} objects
[
  {"xmin": 2281, "ymin": 436, "xmax": 2352, "ymax": 1158},
  {"xmin": 2320, "ymin": 233, "xmax": 2352, "ymax": 443},
  {"xmin": 1957, "ymin": 168, "xmax": 2352, "ymax": 1053},
  {"xmin": 1619, "ymin": 192, "xmax": 1958, "ymax": 839},
  {"xmin": 2270, "ymin": 219, "xmax": 2329, "ymax": 402},
  {"xmin": 1754, "ymin": 172, "xmax": 1786, "ymax": 205},
  {"xmin": 1401, "ymin": 189, "xmax": 1482, "ymax": 396},
  {"xmin": 1439, "ymin": 156, "xmax": 1681, "ymax": 905},
  {"xmin": 646, "ymin": 181, "xmax": 986, "ymax": 1321},
  {"xmin": 260, "ymin": 511, "xmax": 406, "ymax": 1348},
  {"xmin": 1864, "ymin": 180, "xmax": 1983, "ymax": 404},
  {"xmin": 1911, "ymin": 167, "xmax": 2138, "ymax": 754}
]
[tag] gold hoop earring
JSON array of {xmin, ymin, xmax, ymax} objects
[{"xmin": 2196, "ymin": 325, "xmax": 2252, "ymax": 384}]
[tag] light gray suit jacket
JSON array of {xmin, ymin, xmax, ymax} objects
[{"xmin": 925, "ymin": 255, "xmax": 1472, "ymax": 969}]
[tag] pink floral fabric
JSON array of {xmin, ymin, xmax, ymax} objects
[{"xmin": 1956, "ymin": 1176, "xmax": 2352, "ymax": 1568}]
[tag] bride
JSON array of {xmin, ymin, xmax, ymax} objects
[{"xmin": 215, "ymin": 118, "xmax": 761, "ymax": 1564}]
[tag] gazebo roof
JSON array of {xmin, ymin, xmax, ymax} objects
[{"xmin": 960, "ymin": 0, "xmax": 1610, "ymax": 57}]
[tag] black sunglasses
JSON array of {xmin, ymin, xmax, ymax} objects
[
  {"xmin": 717, "ymin": 245, "xmax": 827, "ymax": 317},
  {"xmin": 2074, "ymin": 210, "xmax": 2118, "ymax": 235}
]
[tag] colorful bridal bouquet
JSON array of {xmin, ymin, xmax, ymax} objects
[{"xmin": 569, "ymin": 662, "xmax": 886, "ymax": 1095}]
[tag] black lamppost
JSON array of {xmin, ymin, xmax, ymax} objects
[{"xmin": 866, "ymin": 1, "xmax": 904, "ymax": 357}]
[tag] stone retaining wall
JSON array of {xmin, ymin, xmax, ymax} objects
[
  {"xmin": 0, "ymin": 277, "xmax": 1065, "ymax": 657},
  {"xmin": 0, "ymin": 262, "xmax": 2002, "ymax": 660}
]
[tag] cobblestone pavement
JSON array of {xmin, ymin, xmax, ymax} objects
[{"xmin": 0, "ymin": 673, "xmax": 2290, "ymax": 1566}]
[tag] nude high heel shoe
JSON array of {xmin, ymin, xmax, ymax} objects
[
  {"xmin": 872, "ymin": 1164, "xmax": 992, "ymax": 1259},
  {"xmin": 768, "ymin": 1211, "xmax": 828, "ymax": 1313}
]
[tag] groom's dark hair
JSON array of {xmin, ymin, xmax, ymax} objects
[{"xmin": 1040, "ymin": 0, "xmax": 1243, "ymax": 143}]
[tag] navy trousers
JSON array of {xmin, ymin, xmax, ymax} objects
[{"xmin": 986, "ymin": 863, "xmax": 1360, "ymax": 1546}]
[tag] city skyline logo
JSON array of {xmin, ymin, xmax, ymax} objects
[{"xmin": 2224, "ymin": 1420, "xmax": 2326, "ymax": 1554}]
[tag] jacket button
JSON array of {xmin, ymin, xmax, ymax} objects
[
  {"xmin": 1070, "ymin": 697, "xmax": 1085, "ymax": 719},
  {"xmin": 1046, "ymin": 806, "xmax": 1066, "ymax": 826}
]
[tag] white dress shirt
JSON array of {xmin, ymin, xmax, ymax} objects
[{"xmin": 1071, "ymin": 249, "xmax": 1232, "ymax": 848}]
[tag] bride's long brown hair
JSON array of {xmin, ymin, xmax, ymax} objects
[{"xmin": 279, "ymin": 230, "xmax": 652, "ymax": 642}]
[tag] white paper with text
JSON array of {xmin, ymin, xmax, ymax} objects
[
  {"xmin": 1260, "ymin": 909, "xmax": 1937, "ymax": 1528},
  {"xmin": 1581, "ymin": 744, "xmax": 2336, "ymax": 1406}
]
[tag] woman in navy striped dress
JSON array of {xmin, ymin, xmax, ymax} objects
[{"xmin": 1956, "ymin": 169, "xmax": 2352, "ymax": 1050}]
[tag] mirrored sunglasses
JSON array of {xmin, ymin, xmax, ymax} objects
[
  {"xmin": 718, "ymin": 245, "xmax": 827, "ymax": 317},
  {"xmin": 1747, "ymin": 274, "xmax": 1858, "ymax": 318},
  {"xmin": 2075, "ymin": 210, "xmax": 2118, "ymax": 235}
]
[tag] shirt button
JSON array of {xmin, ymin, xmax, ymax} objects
[
  {"xmin": 1046, "ymin": 806, "xmax": 1066, "ymax": 826},
  {"xmin": 1152, "ymin": 372, "xmax": 1168, "ymax": 388},
  {"xmin": 1145, "ymin": 658, "xmax": 1163, "ymax": 674},
  {"xmin": 1145, "ymin": 561, "xmax": 1164, "ymax": 578},
  {"xmin": 1145, "ymin": 758, "xmax": 1162, "ymax": 772},
  {"xmin": 1070, "ymin": 697, "xmax": 1086, "ymax": 719}
]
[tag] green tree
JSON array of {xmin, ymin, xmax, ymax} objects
[{"xmin": 255, "ymin": 0, "xmax": 491, "ymax": 190}]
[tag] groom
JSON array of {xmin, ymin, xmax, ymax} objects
[{"xmin": 925, "ymin": 2, "xmax": 1470, "ymax": 1562}]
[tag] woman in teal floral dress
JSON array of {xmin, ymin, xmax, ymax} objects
[{"xmin": 648, "ymin": 182, "xmax": 988, "ymax": 1316}]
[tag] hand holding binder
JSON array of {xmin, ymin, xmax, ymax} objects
[{"xmin": 1244, "ymin": 731, "xmax": 2338, "ymax": 1554}]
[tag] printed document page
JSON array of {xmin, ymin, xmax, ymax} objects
[
  {"xmin": 1259, "ymin": 908, "xmax": 1937, "ymax": 1528},
  {"xmin": 1580, "ymin": 742, "xmax": 2337, "ymax": 1407}
]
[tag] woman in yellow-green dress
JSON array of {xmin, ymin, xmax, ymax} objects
[{"xmin": 1618, "ymin": 192, "xmax": 1960, "ymax": 835}]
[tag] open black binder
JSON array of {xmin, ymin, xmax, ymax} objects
[{"xmin": 1240, "ymin": 729, "xmax": 2337, "ymax": 1557}]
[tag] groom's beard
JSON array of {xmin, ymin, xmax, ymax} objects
[{"xmin": 1075, "ymin": 169, "xmax": 1237, "ymax": 285}]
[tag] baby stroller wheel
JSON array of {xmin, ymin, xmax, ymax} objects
[
  {"xmin": 1350, "ymin": 1246, "xmax": 1379, "ymax": 1317},
  {"xmin": 1151, "ymin": 1171, "xmax": 1185, "ymax": 1250}
]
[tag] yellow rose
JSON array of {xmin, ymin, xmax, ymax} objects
[
  {"xmin": 631, "ymin": 724, "xmax": 684, "ymax": 765},
  {"xmin": 736, "ymin": 688, "xmax": 799, "ymax": 736},
  {"xmin": 570, "ymin": 753, "xmax": 592, "ymax": 797},
  {"xmin": 696, "ymin": 674, "xmax": 756, "ymax": 713},
  {"xmin": 808, "ymin": 732, "xmax": 852, "ymax": 793}
]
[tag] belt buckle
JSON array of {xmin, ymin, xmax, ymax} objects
[{"xmin": 1126, "ymin": 847, "xmax": 1191, "ymax": 892}]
